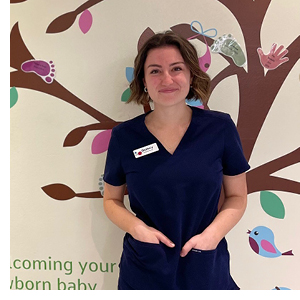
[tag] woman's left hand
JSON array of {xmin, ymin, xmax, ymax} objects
[
  {"xmin": 180, "ymin": 173, "xmax": 248, "ymax": 258},
  {"xmin": 180, "ymin": 233, "xmax": 219, "ymax": 257}
]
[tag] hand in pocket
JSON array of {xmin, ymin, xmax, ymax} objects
[
  {"xmin": 180, "ymin": 233, "xmax": 218, "ymax": 257},
  {"xmin": 131, "ymin": 223, "xmax": 175, "ymax": 247}
]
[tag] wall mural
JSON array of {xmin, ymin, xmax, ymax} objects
[{"xmin": 10, "ymin": 0, "xmax": 300, "ymax": 290}]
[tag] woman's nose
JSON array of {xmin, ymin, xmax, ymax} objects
[{"xmin": 161, "ymin": 72, "xmax": 173, "ymax": 85}]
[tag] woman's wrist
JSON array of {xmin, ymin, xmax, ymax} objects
[
  {"xmin": 127, "ymin": 219, "xmax": 146, "ymax": 237},
  {"xmin": 199, "ymin": 227, "xmax": 223, "ymax": 249}
]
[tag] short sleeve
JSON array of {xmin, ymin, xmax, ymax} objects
[
  {"xmin": 103, "ymin": 127, "xmax": 126, "ymax": 186},
  {"xmin": 222, "ymin": 116, "xmax": 250, "ymax": 176}
]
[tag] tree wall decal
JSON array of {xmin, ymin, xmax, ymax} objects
[
  {"xmin": 171, "ymin": 0, "xmax": 300, "ymax": 198},
  {"xmin": 10, "ymin": 0, "xmax": 300, "ymax": 203},
  {"xmin": 46, "ymin": 0, "xmax": 104, "ymax": 34}
]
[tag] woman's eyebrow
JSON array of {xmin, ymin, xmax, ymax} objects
[
  {"xmin": 146, "ymin": 62, "xmax": 185, "ymax": 68},
  {"xmin": 170, "ymin": 61, "xmax": 185, "ymax": 66},
  {"xmin": 147, "ymin": 64, "xmax": 162, "ymax": 68}
]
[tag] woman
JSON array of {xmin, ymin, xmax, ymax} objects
[{"xmin": 103, "ymin": 31, "xmax": 250, "ymax": 290}]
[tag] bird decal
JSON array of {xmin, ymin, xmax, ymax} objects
[{"xmin": 247, "ymin": 226, "xmax": 294, "ymax": 258}]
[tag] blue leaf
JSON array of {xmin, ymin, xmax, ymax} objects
[
  {"xmin": 186, "ymin": 99, "xmax": 203, "ymax": 107},
  {"xmin": 126, "ymin": 67, "xmax": 134, "ymax": 83}
]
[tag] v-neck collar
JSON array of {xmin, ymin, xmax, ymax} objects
[{"xmin": 141, "ymin": 106, "xmax": 195, "ymax": 156}]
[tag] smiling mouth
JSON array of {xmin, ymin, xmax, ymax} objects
[{"xmin": 159, "ymin": 89, "xmax": 178, "ymax": 93}]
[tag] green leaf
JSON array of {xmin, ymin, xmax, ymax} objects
[
  {"xmin": 10, "ymin": 87, "xmax": 18, "ymax": 108},
  {"xmin": 121, "ymin": 87, "xmax": 131, "ymax": 102},
  {"xmin": 260, "ymin": 191, "xmax": 285, "ymax": 219}
]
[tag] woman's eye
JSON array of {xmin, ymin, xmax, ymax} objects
[
  {"xmin": 173, "ymin": 67, "xmax": 182, "ymax": 71},
  {"xmin": 150, "ymin": 69, "xmax": 159, "ymax": 74}
]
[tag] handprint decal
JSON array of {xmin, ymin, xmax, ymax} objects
[{"xmin": 257, "ymin": 43, "xmax": 289, "ymax": 70}]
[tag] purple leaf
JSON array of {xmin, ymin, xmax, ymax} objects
[
  {"xmin": 91, "ymin": 129, "xmax": 112, "ymax": 154},
  {"xmin": 79, "ymin": 10, "xmax": 93, "ymax": 34}
]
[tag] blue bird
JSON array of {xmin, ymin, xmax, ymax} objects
[
  {"xmin": 272, "ymin": 286, "xmax": 291, "ymax": 290},
  {"xmin": 247, "ymin": 226, "xmax": 294, "ymax": 258}
]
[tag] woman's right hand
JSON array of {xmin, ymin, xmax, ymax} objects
[
  {"xmin": 131, "ymin": 223, "xmax": 175, "ymax": 248},
  {"xmin": 103, "ymin": 183, "xmax": 175, "ymax": 248}
]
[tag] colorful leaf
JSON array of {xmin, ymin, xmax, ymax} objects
[
  {"xmin": 10, "ymin": 87, "xmax": 18, "ymax": 108},
  {"xmin": 126, "ymin": 67, "xmax": 134, "ymax": 83},
  {"xmin": 121, "ymin": 87, "xmax": 131, "ymax": 102},
  {"xmin": 91, "ymin": 129, "xmax": 112, "ymax": 154},
  {"xmin": 186, "ymin": 99, "xmax": 204, "ymax": 109},
  {"xmin": 260, "ymin": 191, "xmax": 285, "ymax": 219},
  {"xmin": 79, "ymin": 10, "xmax": 93, "ymax": 34}
]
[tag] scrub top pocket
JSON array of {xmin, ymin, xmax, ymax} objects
[
  {"xmin": 179, "ymin": 248, "xmax": 217, "ymax": 289},
  {"xmin": 119, "ymin": 233, "xmax": 174, "ymax": 289},
  {"xmin": 178, "ymin": 239, "xmax": 238, "ymax": 290}
]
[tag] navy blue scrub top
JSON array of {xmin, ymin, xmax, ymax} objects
[{"xmin": 103, "ymin": 106, "xmax": 250, "ymax": 290}]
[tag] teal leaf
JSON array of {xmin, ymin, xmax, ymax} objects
[
  {"xmin": 10, "ymin": 87, "xmax": 18, "ymax": 108},
  {"xmin": 260, "ymin": 191, "xmax": 285, "ymax": 219},
  {"xmin": 121, "ymin": 87, "xmax": 131, "ymax": 102}
]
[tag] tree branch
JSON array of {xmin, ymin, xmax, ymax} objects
[
  {"xmin": 236, "ymin": 35, "xmax": 300, "ymax": 161},
  {"xmin": 216, "ymin": 0, "xmax": 271, "ymax": 43},
  {"xmin": 63, "ymin": 122, "xmax": 122, "ymax": 147},
  {"xmin": 10, "ymin": 70, "xmax": 115, "ymax": 123},
  {"xmin": 10, "ymin": 22, "xmax": 116, "ymax": 123},
  {"xmin": 258, "ymin": 147, "xmax": 299, "ymax": 175},
  {"xmin": 217, "ymin": 0, "xmax": 271, "ymax": 74},
  {"xmin": 247, "ymin": 176, "xmax": 300, "ymax": 195},
  {"xmin": 210, "ymin": 64, "xmax": 245, "ymax": 93},
  {"xmin": 247, "ymin": 147, "xmax": 300, "ymax": 194}
]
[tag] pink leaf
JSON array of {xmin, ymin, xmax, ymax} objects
[
  {"xmin": 79, "ymin": 10, "xmax": 93, "ymax": 34},
  {"xmin": 91, "ymin": 130, "xmax": 112, "ymax": 154}
]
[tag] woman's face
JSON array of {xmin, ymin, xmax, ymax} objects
[{"xmin": 143, "ymin": 46, "xmax": 192, "ymax": 108}]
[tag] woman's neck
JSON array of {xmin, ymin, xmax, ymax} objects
[{"xmin": 146, "ymin": 103, "xmax": 192, "ymax": 128}]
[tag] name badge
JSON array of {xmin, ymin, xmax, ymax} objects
[{"xmin": 133, "ymin": 143, "xmax": 159, "ymax": 158}]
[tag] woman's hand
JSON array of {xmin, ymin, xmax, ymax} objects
[
  {"xmin": 103, "ymin": 182, "xmax": 175, "ymax": 248},
  {"xmin": 131, "ymin": 223, "xmax": 175, "ymax": 247},
  {"xmin": 180, "ymin": 232, "xmax": 219, "ymax": 257},
  {"xmin": 180, "ymin": 173, "xmax": 248, "ymax": 257}
]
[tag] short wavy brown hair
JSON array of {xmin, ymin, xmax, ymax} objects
[{"xmin": 127, "ymin": 30, "xmax": 211, "ymax": 106}]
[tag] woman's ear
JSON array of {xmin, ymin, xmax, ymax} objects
[{"xmin": 190, "ymin": 73, "xmax": 193, "ymax": 85}]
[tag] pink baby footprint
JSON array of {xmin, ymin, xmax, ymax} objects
[{"xmin": 21, "ymin": 59, "xmax": 56, "ymax": 84}]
